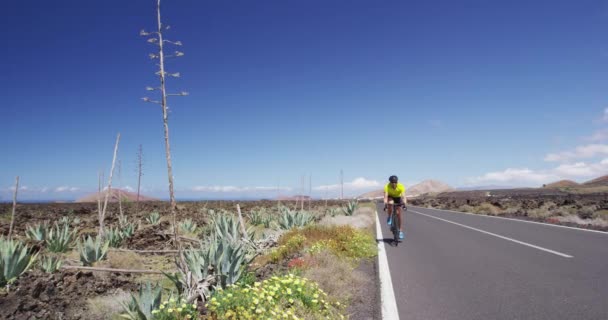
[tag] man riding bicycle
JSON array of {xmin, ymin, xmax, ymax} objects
[{"xmin": 384, "ymin": 175, "xmax": 406, "ymax": 240}]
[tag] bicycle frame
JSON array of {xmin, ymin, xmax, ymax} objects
[{"xmin": 385, "ymin": 202, "xmax": 406, "ymax": 245}]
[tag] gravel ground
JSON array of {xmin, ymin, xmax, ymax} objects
[{"xmin": 347, "ymin": 257, "xmax": 380, "ymax": 320}]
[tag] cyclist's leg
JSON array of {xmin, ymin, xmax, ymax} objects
[
  {"xmin": 393, "ymin": 197, "xmax": 405, "ymax": 238},
  {"xmin": 386, "ymin": 199, "xmax": 394, "ymax": 224}
]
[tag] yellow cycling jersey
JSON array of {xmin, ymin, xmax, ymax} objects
[{"xmin": 384, "ymin": 183, "xmax": 405, "ymax": 198}]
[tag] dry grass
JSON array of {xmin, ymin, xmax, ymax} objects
[
  {"xmin": 105, "ymin": 251, "xmax": 145, "ymax": 270},
  {"xmin": 557, "ymin": 215, "xmax": 608, "ymax": 228},
  {"xmin": 458, "ymin": 204, "xmax": 476, "ymax": 213},
  {"xmin": 526, "ymin": 202, "xmax": 557, "ymax": 219},
  {"xmin": 593, "ymin": 210, "xmax": 608, "ymax": 221},
  {"xmin": 302, "ymin": 250, "xmax": 370, "ymax": 304},
  {"xmin": 86, "ymin": 289, "xmax": 131, "ymax": 320},
  {"xmin": 475, "ymin": 203, "xmax": 503, "ymax": 216}
]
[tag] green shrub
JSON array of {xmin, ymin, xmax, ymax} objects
[
  {"xmin": 121, "ymin": 222, "xmax": 137, "ymax": 239},
  {"xmin": 327, "ymin": 208, "xmax": 340, "ymax": 217},
  {"xmin": 46, "ymin": 222, "xmax": 77, "ymax": 253},
  {"xmin": 146, "ymin": 211, "xmax": 161, "ymax": 225},
  {"xmin": 206, "ymin": 274, "xmax": 345, "ymax": 319},
  {"xmin": 120, "ymin": 282, "xmax": 163, "ymax": 320},
  {"xmin": 247, "ymin": 210, "xmax": 265, "ymax": 226},
  {"xmin": 25, "ymin": 221, "xmax": 50, "ymax": 241},
  {"xmin": 279, "ymin": 209, "xmax": 314, "ymax": 230},
  {"xmin": 342, "ymin": 200, "xmax": 358, "ymax": 216},
  {"xmin": 211, "ymin": 214, "xmax": 255, "ymax": 242},
  {"xmin": 270, "ymin": 234, "xmax": 306, "ymax": 263},
  {"xmin": 78, "ymin": 235, "xmax": 109, "ymax": 266},
  {"xmin": 179, "ymin": 218, "xmax": 197, "ymax": 234},
  {"xmin": 150, "ymin": 298, "xmax": 198, "ymax": 319},
  {"xmin": 107, "ymin": 227, "xmax": 125, "ymax": 248},
  {"xmin": 40, "ymin": 255, "xmax": 62, "ymax": 273},
  {"xmin": 0, "ymin": 237, "xmax": 38, "ymax": 287}
]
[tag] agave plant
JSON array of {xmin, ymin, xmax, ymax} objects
[
  {"xmin": 327, "ymin": 207, "xmax": 340, "ymax": 217},
  {"xmin": 25, "ymin": 221, "xmax": 50, "ymax": 241},
  {"xmin": 118, "ymin": 215, "xmax": 129, "ymax": 228},
  {"xmin": 46, "ymin": 222, "xmax": 77, "ymax": 253},
  {"xmin": 58, "ymin": 216, "xmax": 70, "ymax": 226},
  {"xmin": 261, "ymin": 214, "xmax": 275, "ymax": 229},
  {"xmin": 247, "ymin": 210, "xmax": 264, "ymax": 226},
  {"xmin": 58, "ymin": 216, "xmax": 80, "ymax": 226},
  {"xmin": 278, "ymin": 209, "xmax": 314, "ymax": 230},
  {"xmin": 40, "ymin": 255, "xmax": 62, "ymax": 273},
  {"xmin": 106, "ymin": 227, "xmax": 124, "ymax": 248},
  {"xmin": 211, "ymin": 214, "xmax": 255, "ymax": 242},
  {"xmin": 121, "ymin": 222, "xmax": 137, "ymax": 239},
  {"xmin": 179, "ymin": 218, "xmax": 198, "ymax": 234},
  {"xmin": 120, "ymin": 282, "xmax": 162, "ymax": 320},
  {"xmin": 146, "ymin": 211, "xmax": 161, "ymax": 225},
  {"xmin": 78, "ymin": 235, "xmax": 109, "ymax": 266},
  {"xmin": 172, "ymin": 237, "xmax": 253, "ymax": 303},
  {"xmin": 213, "ymin": 239, "xmax": 252, "ymax": 288},
  {"xmin": 0, "ymin": 237, "xmax": 38, "ymax": 287},
  {"xmin": 342, "ymin": 200, "xmax": 358, "ymax": 216}
]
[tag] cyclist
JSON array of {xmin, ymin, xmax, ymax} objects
[{"xmin": 384, "ymin": 175, "xmax": 406, "ymax": 240}]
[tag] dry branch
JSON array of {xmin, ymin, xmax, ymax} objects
[
  {"xmin": 8, "ymin": 176, "xmax": 19, "ymax": 240},
  {"xmin": 236, "ymin": 204, "xmax": 248, "ymax": 239},
  {"xmin": 62, "ymin": 265, "xmax": 165, "ymax": 274},
  {"xmin": 99, "ymin": 133, "xmax": 121, "ymax": 237},
  {"xmin": 136, "ymin": 144, "xmax": 143, "ymax": 215},
  {"xmin": 110, "ymin": 248, "xmax": 180, "ymax": 254}
]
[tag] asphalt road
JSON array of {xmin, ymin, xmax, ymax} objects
[{"xmin": 376, "ymin": 204, "xmax": 608, "ymax": 320}]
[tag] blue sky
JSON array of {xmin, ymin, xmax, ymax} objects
[{"xmin": 2, "ymin": 0, "xmax": 608, "ymax": 201}]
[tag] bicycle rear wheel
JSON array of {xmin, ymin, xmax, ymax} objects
[{"xmin": 392, "ymin": 208, "xmax": 401, "ymax": 245}]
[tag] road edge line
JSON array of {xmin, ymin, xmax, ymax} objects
[{"xmin": 375, "ymin": 210, "xmax": 400, "ymax": 320}]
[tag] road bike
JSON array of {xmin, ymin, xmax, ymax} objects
[{"xmin": 384, "ymin": 202, "xmax": 406, "ymax": 246}]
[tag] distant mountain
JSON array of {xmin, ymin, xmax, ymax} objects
[
  {"xmin": 357, "ymin": 179, "xmax": 454, "ymax": 199},
  {"xmin": 276, "ymin": 195, "xmax": 311, "ymax": 201},
  {"xmin": 543, "ymin": 180, "xmax": 579, "ymax": 189},
  {"xmin": 582, "ymin": 175, "xmax": 608, "ymax": 187},
  {"xmin": 457, "ymin": 185, "xmax": 516, "ymax": 191},
  {"xmin": 75, "ymin": 189, "xmax": 159, "ymax": 203},
  {"xmin": 356, "ymin": 189, "xmax": 384, "ymax": 199},
  {"xmin": 407, "ymin": 180, "xmax": 453, "ymax": 196}
]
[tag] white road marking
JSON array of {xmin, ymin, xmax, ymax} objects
[
  {"xmin": 412, "ymin": 206, "xmax": 608, "ymax": 235},
  {"xmin": 375, "ymin": 210, "xmax": 400, "ymax": 320},
  {"xmin": 411, "ymin": 209, "xmax": 574, "ymax": 258}
]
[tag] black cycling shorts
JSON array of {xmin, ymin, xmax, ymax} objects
[{"xmin": 390, "ymin": 197, "xmax": 403, "ymax": 204}]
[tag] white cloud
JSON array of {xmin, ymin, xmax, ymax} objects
[
  {"xmin": 7, "ymin": 185, "xmax": 28, "ymax": 192},
  {"xmin": 313, "ymin": 177, "xmax": 380, "ymax": 191},
  {"xmin": 469, "ymin": 158, "xmax": 608, "ymax": 186},
  {"xmin": 544, "ymin": 144, "xmax": 608, "ymax": 162},
  {"xmin": 191, "ymin": 186, "xmax": 292, "ymax": 193},
  {"xmin": 603, "ymin": 108, "xmax": 608, "ymax": 122},
  {"xmin": 122, "ymin": 185, "xmax": 135, "ymax": 192},
  {"xmin": 554, "ymin": 160, "xmax": 608, "ymax": 178},
  {"xmin": 468, "ymin": 168, "xmax": 557, "ymax": 186},
  {"xmin": 585, "ymin": 129, "xmax": 608, "ymax": 142},
  {"xmin": 55, "ymin": 186, "xmax": 80, "ymax": 193},
  {"xmin": 41, "ymin": 187, "xmax": 49, "ymax": 193}
]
